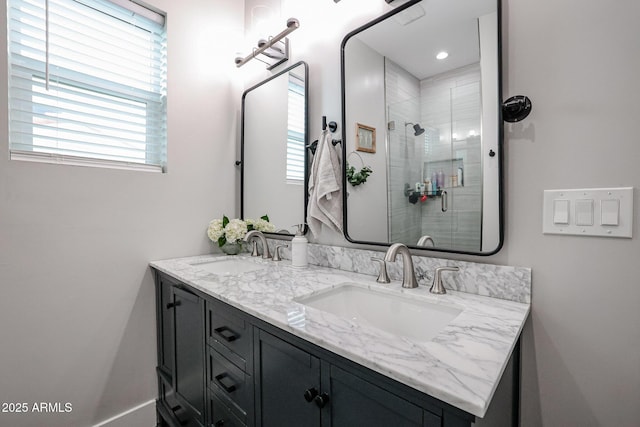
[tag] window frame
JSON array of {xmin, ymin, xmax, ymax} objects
[{"xmin": 7, "ymin": 0, "xmax": 168, "ymax": 172}]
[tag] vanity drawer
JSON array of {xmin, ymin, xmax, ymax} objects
[
  {"xmin": 209, "ymin": 391, "xmax": 246, "ymax": 427},
  {"xmin": 208, "ymin": 348, "xmax": 252, "ymax": 422},
  {"xmin": 207, "ymin": 300, "xmax": 252, "ymax": 372}
]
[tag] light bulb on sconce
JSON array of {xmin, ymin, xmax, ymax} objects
[{"xmin": 251, "ymin": 5, "xmax": 275, "ymax": 40}]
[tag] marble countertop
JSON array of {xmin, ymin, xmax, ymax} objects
[{"xmin": 150, "ymin": 254, "xmax": 530, "ymax": 418}]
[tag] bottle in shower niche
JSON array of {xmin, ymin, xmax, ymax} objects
[
  {"xmin": 437, "ymin": 170, "xmax": 445, "ymax": 189},
  {"xmin": 431, "ymin": 172, "xmax": 437, "ymax": 193},
  {"xmin": 291, "ymin": 224, "xmax": 308, "ymax": 268}
]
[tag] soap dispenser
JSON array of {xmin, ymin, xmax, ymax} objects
[{"xmin": 291, "ymin": 224, "xmax": 308, "ymax": 268}]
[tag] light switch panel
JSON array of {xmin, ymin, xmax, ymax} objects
[{"xmin": 543, "ymin": 187, "xmax": 633, "ymax": 238}]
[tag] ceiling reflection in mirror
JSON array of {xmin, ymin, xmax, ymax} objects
[
  {"xmin": 242, "ymin": 62, "xmax": 308, "ymax": 236},
  {"xmin": 342, "ymin": 0, "xmax": 502, "ymax": 255}
]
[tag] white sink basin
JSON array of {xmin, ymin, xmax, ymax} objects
[
  {"xmin": 296, "ymin": 284, "xmax": 462, "ymax": 342},
  {"xmin": 191, "ymin": 258, "xmax": 267, "ymax": 276}
]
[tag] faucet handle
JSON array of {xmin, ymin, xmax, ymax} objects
[
  {"xmin": 371, "ymin": 257, "xmax": 390, "ymax": 283},
  {"xmin": 272, "ymin": 244, "xmax": 288, "ymax": 261},
  {"xmin": 249, "ymin": 240, "xmax": 259, "ymax": 257},
  {"xmin": 430, "ymin": 266, "xmax": 459, "ymax": 294}
]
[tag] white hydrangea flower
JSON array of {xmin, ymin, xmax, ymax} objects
[
  {"xmin": 251, "ymin": 218, "xmax": 276, "ymax": 232},
  {"xmin": 207, "ymin": 219, "xmax": 224, "ymax": 242},
  {"xmin": 224, "ymin": 218, "xmax": 248, "ymax": 243}
]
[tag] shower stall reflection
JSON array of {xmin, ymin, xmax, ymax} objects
[{"xmin": 386, "ymin": 62, "xmax": 483, "ymax": 251}]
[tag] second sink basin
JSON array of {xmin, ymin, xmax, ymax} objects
[
  {"xmin": 296, "ymin": 284, "xmax": 462, "ymax": 342},
  {"xmin": 191, "ymin": 258, "xmax": 267, "ymax": 276}
]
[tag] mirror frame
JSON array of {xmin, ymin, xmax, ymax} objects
[
  {"xmin": 340, "ymin": 0, "xmax": 504, "ymax": 256},
  {"xmin": 240, "ymin": 61, "xmax": 310, "ymax": 238}
]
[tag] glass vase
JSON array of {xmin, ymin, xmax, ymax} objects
[{"xmin": 220, "ymin": 241, "xmax": 243, "ymax": 255}]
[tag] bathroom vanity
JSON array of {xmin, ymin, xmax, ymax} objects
[{"xmin": 151, "ymin": 252, "xmax": 530, "ymax": 427}]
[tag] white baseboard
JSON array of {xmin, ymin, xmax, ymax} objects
[{"xmin": 92, "ymin": 399, "xmax": 156, "ymax": 427}]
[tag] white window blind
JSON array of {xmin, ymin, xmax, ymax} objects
[
  {"xmin": 8, "ymin": 0, "xmax": 167, "ymax": 172},
  {"xmin": 286, "ymin": 74, "xmax": 305, "ymax": 182}
]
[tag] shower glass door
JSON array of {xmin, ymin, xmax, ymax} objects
[{"xmin": 386, "ymin": 78, "xmax": 482, "ymax": 251}]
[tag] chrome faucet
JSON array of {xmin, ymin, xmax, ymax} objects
[
  {"xmin": 383, "ymin": 243, "xmax": 418, "ymax": 288},
  {"xmin": 430, "ymin": 266, "xmax": 459, "ymax": 294},
  {"xmin": 417, "ymin": 235, "xmax": 435, "ymax": 247},
  {"xmin": 244, "ymin": 230, "xmax": 271, "ymax": 259}
]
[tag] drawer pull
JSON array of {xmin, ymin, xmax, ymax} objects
[
  {"xmin": 166, "ymin": 301, "xmax": 182, "ymax": 309},
  {"xmin": 214, "ymin": 420, "xmax": 225, "ymax": 427},
  {"xmin": 303, "ymin": 387, "xmax": 319, "ymax": 403},
  {"xmin": 170, "ymin": 404, "xmax": 190, "ymax": 426},
  {"xmin": 214, "ymin": 326, "xmax": 238, "ymax": 342},
  {"xmin": 214, "ymin": 373, "xmax": 237, "ymax": 393}
]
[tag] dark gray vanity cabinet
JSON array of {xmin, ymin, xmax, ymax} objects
[
  {"xmin": 153, "ymin": 271, "xmax": 516, "ymax": 427},
  {"xmin": 155, "ymin": 273, "xmax": 205, "ymax": 427},
  {"xmin": 255, "ymin": 330, "xmax": 442, "ymax": 427}
]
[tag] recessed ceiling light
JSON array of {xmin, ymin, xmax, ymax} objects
[{"xmin": 436, "ymin": 51, "xmax": 449, "ymax": 60}]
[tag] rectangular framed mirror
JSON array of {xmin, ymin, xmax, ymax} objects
[
  {"xmin": 341, "ymin": 0, "xmax": 503, "ymax": 255},
  {"xmin": 241, "ymin": 61, "xmax": 309, "ymax": 236}
]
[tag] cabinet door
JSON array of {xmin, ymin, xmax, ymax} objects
[
  {"xmin": 172, "ymin": 286, "xmax": 205, "ymax": 423},
  {"xmin": 326, "ymin": 364, "xmax": 436, "ymax": 427},
  {"xmin": 255, "ymin": 330, "xmax": 321, "ymax": 427},
  {"xmin": 156, "ymin": 274, "xmax": 175, "ymax": 378}
]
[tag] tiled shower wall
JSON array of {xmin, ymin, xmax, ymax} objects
[
  {"xmin": 386, "ymin": 60, "xmax": 483, "ymax": 251},
  {"xmin": 385, "ymin": 58, "xmax": 422, "ymax": 244}
]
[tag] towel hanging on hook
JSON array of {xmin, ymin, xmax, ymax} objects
[
  {"xmin": 307, "ymin": 138, "xmax": 341, "ymax": 155},
  {"xmin": 308, "ymin": 116, "xmax": 341, "ymax": 154}
]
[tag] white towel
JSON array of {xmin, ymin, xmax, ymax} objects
[{"xmin": 307, "ymin": 130, "xmax": 343, "ymax": 237}]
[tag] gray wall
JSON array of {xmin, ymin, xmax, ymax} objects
[
  {"xmin": 0, "ymin": 1, "xmax": 244, "ymax": 426},
  {"xmin": 500, "ymin": 0, "xmax": 640, "ymax": 424}
]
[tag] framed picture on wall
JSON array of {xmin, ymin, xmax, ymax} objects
[{"xmin": 355, "ymin": 123, "xmax": 376, "ymax": 153}]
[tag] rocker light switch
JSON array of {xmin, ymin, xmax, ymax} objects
[
  {"xmin": 575, "ymin": 199, "xmax": 594, "ymax": 226},
  {"xmin": 553, "ymin": 200, "xmax": 570, "ymax": 224},
  {"xmin": 601, "ymin": 199, "xmax": 620, "ymax": 226}
]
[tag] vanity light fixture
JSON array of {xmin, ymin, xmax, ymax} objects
[
  {"xmin": 436, "ymin": 51, "xmax": 449, "ymax": 60},
  {"xmin": 234, "ymin": 18, "xmax": 300, "ymax": 70}
]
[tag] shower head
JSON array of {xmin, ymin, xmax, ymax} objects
[{"xmin": 405, "ymin": 122, "xmax": 425, "ymax": 136}]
